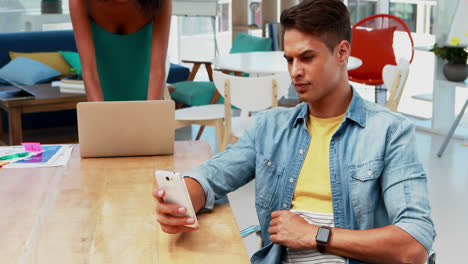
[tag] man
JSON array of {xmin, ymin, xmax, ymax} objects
[{"xmin": 153, "ymin": 1, "xmax": 436, "ymax": 263}]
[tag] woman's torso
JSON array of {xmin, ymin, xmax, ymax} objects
[{"xmin": 86, "ymin": 0, "xmax": 153, "ymax": 101}]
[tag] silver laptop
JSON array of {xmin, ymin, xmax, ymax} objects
[
  {"xmin": 77, "ymin": 100, "xmax": 175, "ymax": 158},
  {"xmin": 0, "ymin": 77, "xmax": 36, "ymax": 101}
]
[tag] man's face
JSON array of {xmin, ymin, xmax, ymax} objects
[{"xmin": 283, "ymin": 29, "xmax": 346, "ymax": 104}]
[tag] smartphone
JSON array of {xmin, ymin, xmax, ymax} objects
[{"xmin": 155, "ymin": 170, "xmax": 199, "ymax": 228}]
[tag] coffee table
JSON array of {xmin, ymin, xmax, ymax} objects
[{"xmin": 0, "ymin": 83, "xmax": 87, "ymax": 145}]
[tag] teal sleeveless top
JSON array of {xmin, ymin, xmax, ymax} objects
[{"xmin": 86, "ymin": 1, "xmax": 152, "ymax": 101}]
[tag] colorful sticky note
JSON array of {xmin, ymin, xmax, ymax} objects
[
  {"xmin": 466, "ymin": 29, "xmax": 468, "ymax": 37},
  {"xmin": 22, "ymin": 142, "xmax": 43, "ymax": 152},
  {"xmin": 450, "ymin": 37, "xmax": 460, "ymax": 46}
]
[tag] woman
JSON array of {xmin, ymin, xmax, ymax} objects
[{"xmin": 69, "ymin": 0, "xmax": 171, "ymax": 101}]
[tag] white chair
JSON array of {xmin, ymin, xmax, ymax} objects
[
  {"xmin": 163, "ymin": 60, "xmax": 225, "ymax": 150},
  {"xmin": 383, "ymin": 58, "xmax": 410, "ymax": 112},
  {"xmin": 212, "ymin": 71, "xmax": 291, "ymax": 150},
  {"xmin": 164, "ymin": 86, "xmax": 225, "ymax": 150}
]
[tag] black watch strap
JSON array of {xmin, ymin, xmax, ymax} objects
[{"xmin": 317, "ymin": 242, "xmax": 327, "ymax": 253}]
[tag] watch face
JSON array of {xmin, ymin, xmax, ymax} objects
[{"xmin": 316, "ymin": 227, "xmax": 331, "ymax": 244}]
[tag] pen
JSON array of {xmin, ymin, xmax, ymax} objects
[{"xmin": 0, "ymin": 152, "xmax": 30, "ymax": 160}]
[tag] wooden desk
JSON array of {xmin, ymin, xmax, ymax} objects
[
  {"xmin": 0, "ymin": 83, "xmax": 87, "ymax": 145},
  {"xmin": 0, "ymin": 141, "xmax": 250, "ymax": 263}
]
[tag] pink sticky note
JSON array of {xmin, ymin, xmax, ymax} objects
[{"xmin": 22, "ymin": 142, "xmax": 43, "ymax": 152}]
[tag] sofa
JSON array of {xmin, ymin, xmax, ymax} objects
[{"xmin": 0, "ymin": 30, "xmax": 190, "ymax": 133}]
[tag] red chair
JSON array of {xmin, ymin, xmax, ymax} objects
[{"xmin": 349, "ymin": 14, "xmax": 414, "ymax": 103}]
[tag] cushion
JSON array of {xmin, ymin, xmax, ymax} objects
[
  {"xmin": 230, "ymin": 32, "xmax": 272, "ymax": 54},
  {"xmin": 349, "ymin": 27, "xmax": 397, "ymax": 82},
  {"xmin": 60, "ymin": 51, "xmax": 82, "ymax": 74},
  {"xmin": 0, "ymin": 57, "xmax": 61, "ymax": 85},
  {"xmin": 171, "ymin": 81, "xmax": 224, "ymax": 106},
  {"xmin": 167, "ymin": 63, "xmax": 190, "ymax": 84},
  {"xmin": 9, "ymin": 51, "xmax": 71, "ymax": 77}
]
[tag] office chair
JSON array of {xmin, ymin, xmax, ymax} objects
[{"xmin": 349, "ymin": 14, "xmax": 414, "ymax": 105}]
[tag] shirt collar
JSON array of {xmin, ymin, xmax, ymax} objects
[
  {"xmin": 345, "ymin": 87, "xmax": 366, "ymax": 128},
  {"xmin": 292, "ymin": 86, "xmax": 367, "ymax": 128}
]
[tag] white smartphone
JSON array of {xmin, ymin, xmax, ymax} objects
[{"xmin": 155, "ymin": 170, "xmax": 199, "ymax": 228}]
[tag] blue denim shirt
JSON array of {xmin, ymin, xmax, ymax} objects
[{"xmin": 187, "ymin": 90, "xmax": 436, "ymax": 264}]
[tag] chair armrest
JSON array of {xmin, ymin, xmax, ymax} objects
[
  {"xmin": 240, "ymin": 225, "xmax": 264, "ymax": 250},
  {"xmin": 241, "ymin": 225, "xmax": 261, "ymax": 238}
]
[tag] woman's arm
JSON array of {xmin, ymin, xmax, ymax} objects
[
  {"xmin": 69, "ymin": 0, "xmax": 104, "ymax": 101},
  {"xmin": 147, "ymin": 0, "xmax": 172, "ymax": 100}
]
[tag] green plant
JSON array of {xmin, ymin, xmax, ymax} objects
[{"xmin": 430, "ymin": 43, "xmax": 468, "ymax": 64}]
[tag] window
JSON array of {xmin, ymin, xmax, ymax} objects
[
  {"xmin": 347, "ymin": 0, "xmax": 377, "ymax": 25},
  {"xmin": 0, "ymin": 0, "xmax": 71, "ymax": 33},
  {"xmin": 390, "ymin": 2, "xmax": 416, "ymax": 32}
]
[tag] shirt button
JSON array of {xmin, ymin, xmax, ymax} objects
[
  {"xmin": 299, "ymin": 149, "xmax": 304, "ymax": 154},
  {"xmin": 289, "ymin": 178, "xmax": 294, "ymax": 183},
  {"xmin": 283, "ymin": 204, "xmax": 287, "ymax": 208},
  {"xmin": 368, "ymin": 170, "xmax": 372, "ymax": 176},
  {"xmin": 267, "ymin": 161, "xmax": 272, "ymax": 166}
]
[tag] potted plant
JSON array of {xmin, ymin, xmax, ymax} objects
[{"xmin": 430, "ymin": 44, "xmax": 468, "ymax": 82}]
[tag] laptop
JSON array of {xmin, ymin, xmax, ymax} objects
[
  {"xmin": 0, "ymin": 77, "xmax": 37, "ymax": 101},
  {"xmin": 77, "ymin": 100, "xmax": 175, "ymax": 158}
]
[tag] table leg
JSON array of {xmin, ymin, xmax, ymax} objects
[
  {"xmin": 8, "ymin": 108, "xmax": 23, "ymax": 146},
  {"xmin": 437, "ymin": 97, "xmax": 468, "ymax": 157},
  {"xmin": 432, "ymin": 80, "xmax": 456, "ymax": 133}
]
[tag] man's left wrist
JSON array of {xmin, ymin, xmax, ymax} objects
[{"xmin": 315, "ymin": 226, "xmax": 332, "ymax": 253}]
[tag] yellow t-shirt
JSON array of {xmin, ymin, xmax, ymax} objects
[{"xmin": 291, "ymin": 113, "xmax": 345, "ymax": 213}]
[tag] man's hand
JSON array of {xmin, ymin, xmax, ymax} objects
[
  {"xmin": 268, "ymin": 210, "xmax": 317, "ymax": 250},
  {"xmin": 153, "ymin": 188, "xmax": 199, "ymax": 234}
]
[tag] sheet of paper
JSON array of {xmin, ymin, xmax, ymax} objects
[
  {"xmin": 2, "ymin": 145, "xmax": 73, "ymax": 168},
  {"xmin": 0, "ymin": 146, "xmax": 27, "ymax": 157}
]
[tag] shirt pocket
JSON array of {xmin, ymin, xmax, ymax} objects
[
  {"xmin": 348, "ymin": 159, "xmax": 384, "ymax": 216},
  {"xmin": 255, "ymin": 153, "xmax": 284, "ymax": 210}
]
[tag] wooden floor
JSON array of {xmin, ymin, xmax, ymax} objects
[{"xmin": 0, "ymin": 125, "xmax": 79, "ymax": 146}]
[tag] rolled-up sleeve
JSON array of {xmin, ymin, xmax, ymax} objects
[
  {"xmin": 381, "ymin": 119, "xmax": 436, "ymax": 252},
  {"xmin": 185, "ymin": 117, "xmax": 259, "ymax": 211}
]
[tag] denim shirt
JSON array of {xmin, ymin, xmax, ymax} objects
[{"xmin": 187, "ymin": 90, "xmax": 436, "ymax": 264}]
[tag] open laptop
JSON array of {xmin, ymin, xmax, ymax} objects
[
  {"xmin": 77, "ymin": 100, "xmax": 175, "ymax": 158},
  {"xmin": 0, "ymin": 77, "xmax": 37, "ymax": 101}
]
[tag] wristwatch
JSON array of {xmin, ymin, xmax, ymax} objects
[{"xmin": 315, "ymin": 226, "xmax": 332, "ymax": 253}]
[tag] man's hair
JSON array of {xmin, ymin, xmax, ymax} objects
[{"xmin": 280, "ymin": 0, "xmax": 351, "ymax": 52}]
